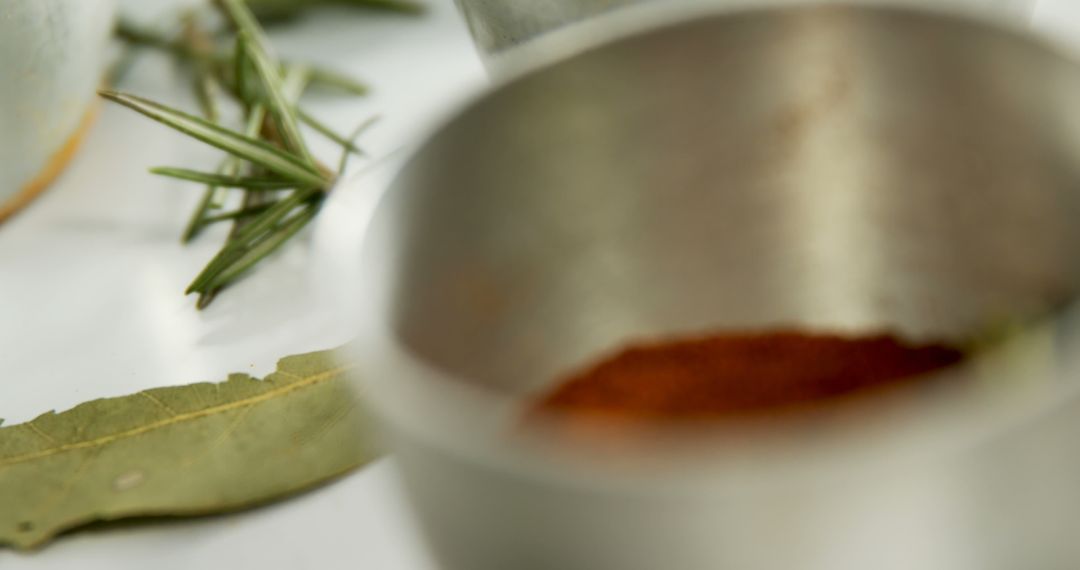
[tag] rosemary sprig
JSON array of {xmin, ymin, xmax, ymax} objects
[
  {"xmin": 337, "ymin": 115, "xmax": 380, "ymax": 175},
  {"xmin": 196, "ymin": 102, "xmax": 273, "ymax": 306},
  {"xmin": 100, "ymin": 91, "xmax": 327, "ymax": 187},
  {"xmin": 244, "ymin": 0, "xmax": 424, "ymax": 23},
  {"xmin": 150, "ymin": 167, "xmax": 302, "ymax": 190},
  {"xmin": 181, "ymin": 157, "xmax": 234, "ymax": 243},
  {"xmin": 300, "ymin": 109, "xmax": 371, "ymax": 157},
  {"xmin": 202, "ymin": 204, "xmax": 275, "ymax": 223},
  {"xmin": 104, "ymin": 0, "xmax": 396, "ymax": 308},
  {"xmin": 221, "ymin": 0, "xmax": 316, "ymax": 166},
  {"xmin": 115, "ymin": 19, "xmax": 371, "ymax": 97}
]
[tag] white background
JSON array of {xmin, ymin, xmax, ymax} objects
[{"xmin": 2, "ymin": 0, "xmax": 1079, "ymax": 567}]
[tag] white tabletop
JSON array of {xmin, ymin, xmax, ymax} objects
[{"xmin": 2, "ymin": 0, "xmax": 1079, "ymax": 568}]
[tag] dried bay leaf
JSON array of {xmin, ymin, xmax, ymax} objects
[{"xmin": 0, "ymin": 349, "xmax": 379, "ymax": 550}]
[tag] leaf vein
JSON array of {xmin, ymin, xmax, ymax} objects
[
  {"xmin": 25, "ymin": 423, "xmax": 59, "ymax": 446},
  {"xmin": 181, "ymin": 406, "xmax": 253, "ymax": 468},
  {"xmin": 275, "ymin": 370, "xmax": 302, "ymax": 381},
  {"xmin": 292, "ymin": 400, "xmax": 356, "ymax": 449},
  {"xmin": 138, "ymin": 392, "xmax": 180, "ymax": 417},
  {"xmin": 0, "ymin": 365, "xmax": 351, "ymax": 469}
]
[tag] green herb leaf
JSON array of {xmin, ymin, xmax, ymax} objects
[
  {"xmin": 337, "ymin": 115, "xmax": 381, "ymax": 175},
  {"xmin": 113, "ymin": 21, "xmax": 372, "ymax": 100},
  {"xmin": 181, "ymin": 61, "xmax": 229, "ymax": 244},
  {"xmin": 151, "ymin": 167, "xmax": 300, "ymax": 190},
  {"xmin": 193, "ymin": 69, "xmax": 221, "ymax": 124},
  {"xmin": 201, "ymin": 204, "xmax": 275, "ymax": 224},
  {"xmin": 100, "ymin": 90, "xmax": 326, "ymax": 188},
  {"xmin": 283, "ymin": 64, "xmax": 314, "ymax": 102},
  {"xmin": 334, "ymin": 0, "xmax": 425, "ymax": 15},
  {"xmin": 0, "ymin": 349, "xmax": 376, "ymax": 551},
  {"xmin": 210, "ymin": 203, "xmax": 320, "ymax": 289},
  {"xmin": 181, "ymin": 185, "xmax": 223, "ymax": 243},
  {"xmin": 299, "ymin": 109, "xmax": 374, "ymax": 157},
  {"xmin": 245, "ymin": 0, "xmax": 425, "ymax": 23},
  {"xmin": 234, "ymin": 34, "xmax": 253, "ymax": 103},
  {"xmin": 307, "ymin": 66, "xmax": 370, "ymax": 96},
  {"xmin": 221, "ymin": 0, "xmax": 316, "ymax": 167},
  {"xmin": 228, "ymin": 189, "xmax": 319, "ymax": 250},
  {"xmin": 181, "ymin": 157, "xmax": 235, "ymax": 244},
  {"xmin": 185, "ymin": 188, "xmax": 319, "ymax": 294}
]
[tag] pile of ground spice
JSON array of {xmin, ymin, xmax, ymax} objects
[{"xmin": 532, "ymin": 331, "xmax": 965, "ymax": 422}]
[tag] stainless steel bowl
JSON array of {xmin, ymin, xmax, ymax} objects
[{"xmin": 352, "ymin": 5, "xmax": 1080, "ymax": 569}]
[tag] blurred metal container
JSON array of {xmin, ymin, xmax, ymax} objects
[
  {"xmin": 352, "ymin": 4, "xmax": 1080, "ymax": 570},
  {"xmin": 454, "ymin": 0, "xmax": 1033, "ymax": 63},
  {"xmin": 453, "ymin": 0, "xmax": 648, "ymax": 59}
]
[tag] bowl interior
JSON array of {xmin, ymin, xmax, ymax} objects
[{"xmin": 362, "ymin": 5, "xmax": 1080, "ymax": 398}]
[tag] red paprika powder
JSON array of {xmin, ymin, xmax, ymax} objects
[{"xmin": 532, "ymin": 331, "xmax": 965, "ymax": 423}]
